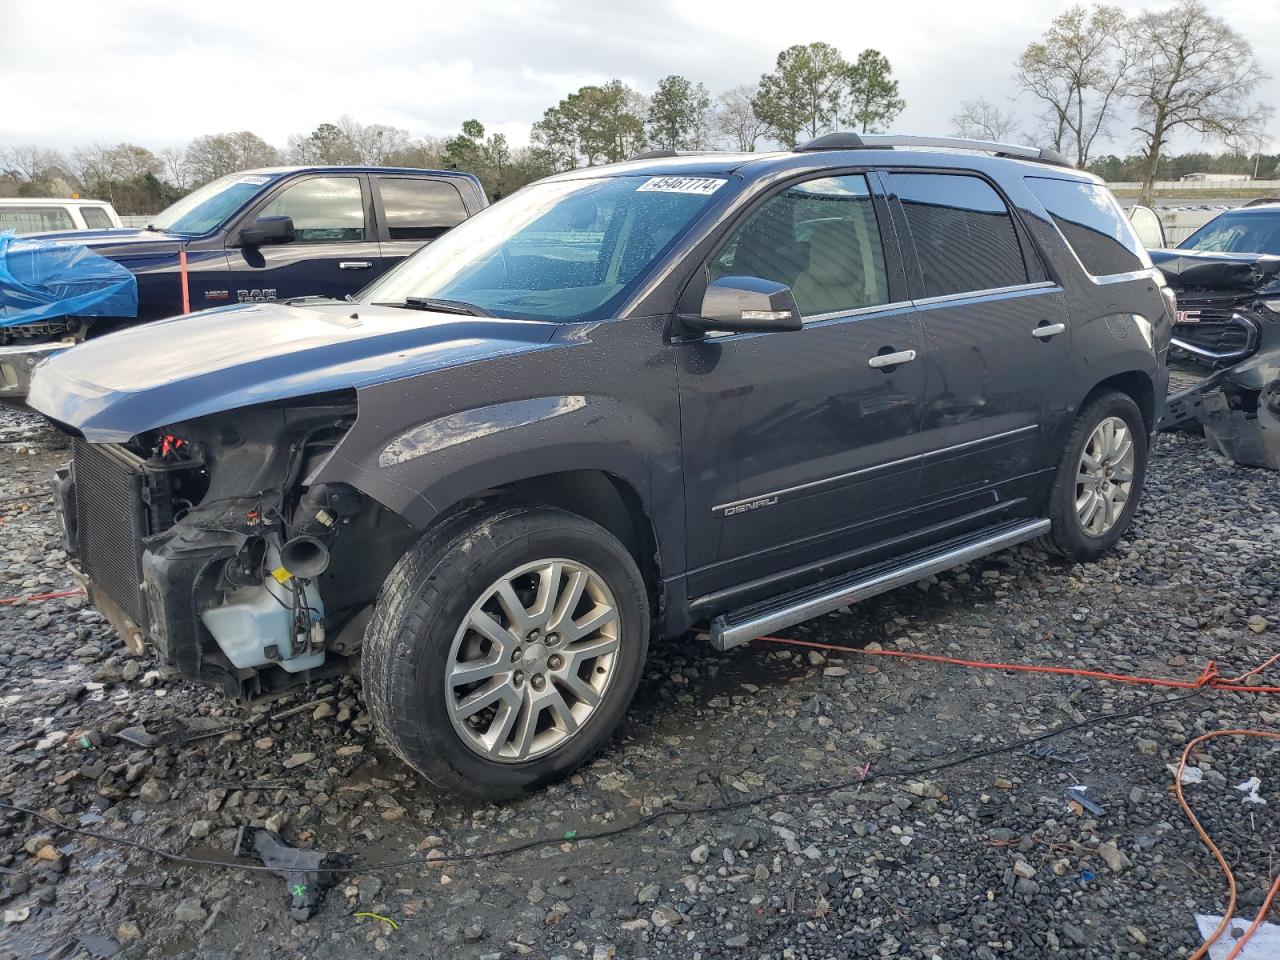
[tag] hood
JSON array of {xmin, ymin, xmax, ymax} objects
[
  {"xmin": 1150, "ymin": 248, "xmax": 1280, "ymax": 293},
  {"xmin": 28, "ymin": 301, "xmax": 559, "ymax": 442},
  {"xmin": 23, "ymin": 228, "xmax": 186, "ymax": 263}
]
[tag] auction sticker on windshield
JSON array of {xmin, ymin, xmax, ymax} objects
[{"xmin": 636, "ymin": 176, "xmax": 726, "ymax": 195}]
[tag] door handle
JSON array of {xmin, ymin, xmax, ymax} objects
[
  {"xmin": 1031, "ymin": 322, "xmax": 1066, "ymax": 339},
  {"xmin": 867, "ymin": 349, "xmax": 917, "ymax": 370},
  {"xmin": 339, "ymin": 261, "xmax": 372, "ymax": 270}
]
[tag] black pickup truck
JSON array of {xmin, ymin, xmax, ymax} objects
[{"xmin": 0, "ymin": 166, "xmax": 487, "ymax": 397}]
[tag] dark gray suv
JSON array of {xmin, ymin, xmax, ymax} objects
[{"xmin": 31, "ymin": 134, "xmax": 1172, "ymax": 799}]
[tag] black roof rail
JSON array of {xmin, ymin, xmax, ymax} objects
[
  {"xmin": 1241, "ymin": 196, "xmax": 1280, "ymax": 207},
  {"xmin": 795, "ymin": 132, "xmax": 866, "ymax": 151},
  {"xmin": 795, "ymin": 133, "xmax": 1073, "ymax": 169}
]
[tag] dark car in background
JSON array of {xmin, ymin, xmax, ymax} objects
[
  {"xmin": 31, "ymin": 135, "xmax": 1170, "ymax": 799},
  {"xmin": 0, "ymin": 166, "xmax": 487, "ymax": 397}
]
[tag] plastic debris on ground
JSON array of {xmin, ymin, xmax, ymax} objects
[
  {"xmin": 0, "ymin": 232, "xmax": 137, "ymax": 327},
  {"xmin": 1234, "ymin": 776, "xmax": 1266, "ymax": 805},
  {"xmin": 233, "ymin": 826, "xmax": 345, "ymax": 921},
  {"xmin": 1196, "ymin": 914, "xmax": 1280, "ymax": 959}
]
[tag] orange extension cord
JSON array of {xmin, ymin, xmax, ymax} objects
[
  {"xmin": 0, "ymin": 588, "xmax": 85, "ymax": 607},
  {"xmin": 755, "ymin": 635, "xmax": 1280, "ymax": 957}
]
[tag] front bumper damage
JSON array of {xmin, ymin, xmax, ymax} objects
[
  {"xmin": 51, "ymin": 403, "xmax": 370, "ymax": 699},
  {"xmin": 1154, "ymin": 251, "xmax": 1280, "ymax": 469}
]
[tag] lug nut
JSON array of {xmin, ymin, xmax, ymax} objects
[
  {"xmin": 548, "ymin": 655, "xmax": 563, "ymax": 670},
  {"xmin": 513, "ymin": 670, "xmax": 524, "ymax": 687},
  {"xmin": 527, "ymin": 630, "xmax": 541, "ymax": 642},
  {"xmin": 546, "ymin": 633, "xmax": 559, "ymax": 646},
  {"xmin": 531, "ymin": 674, "xmax": 545, "ymax": 690},
  {"xmin": 511, "ymin": 647, "xmax": 523, "ymax": 662}
]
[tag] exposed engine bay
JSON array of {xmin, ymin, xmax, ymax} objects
[
  {"xmin": 1154, "ymin": 251, "xmax": 1280, "ymax": 470},
  {"xmin": 53, "ymin": 396, "xmax": 416, "ymax": 699}
]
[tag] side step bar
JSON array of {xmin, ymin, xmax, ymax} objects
[{"xmin": 707, "ymin": 518, "xmax": 1050, "ymax": 651}]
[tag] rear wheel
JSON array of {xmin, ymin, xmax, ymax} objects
[
  {"xmin": 1038, "ymin": 390, "xmax": 1148, "ymax": 561},
  {"xmin": 362, "ymin": 504, "xmax": 649, "ymax": 800}
]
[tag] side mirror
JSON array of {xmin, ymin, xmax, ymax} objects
[
  {"xmin": 237, "ymin": 215, "xmax": 295, "ymax": 247},
  {"xmin": 685, "ymin": 276, "xmax": 803, "ymax": 335}
]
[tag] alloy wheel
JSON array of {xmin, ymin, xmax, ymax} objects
[
  {"xmin": 1075, "ymin": 415, "xmax": 1135, "ymax": 537},
  {"xmin": 445, "ymin": 558, "xmax": 620, "ymax": 762}
]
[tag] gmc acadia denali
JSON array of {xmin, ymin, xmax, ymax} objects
[{"xmin": 30, "ymin": 134, "xmax": 1172, "ymax": 799}]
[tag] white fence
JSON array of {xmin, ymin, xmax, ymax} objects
[{"xmin": 1107, "ymin": 179, "xmax": 1280, "ymax": 192}]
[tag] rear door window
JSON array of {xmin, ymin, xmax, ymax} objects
[
  {"xmin": 893, "ymin": 173, "xmax": 1029, "ymax": 298},
  {"xmin": 376, "ymin": 177, "xmax": 469, "ymax": 240},
  {"xmin": 79, "ymin": 206, "xmax": 114, "ymax": 229},
  {"xmin": 1025, "ymin": 177, "xmax": 1147, "ymax": 276},
  {"xmin": 0, "ymin": 206, "xmax": 76, "ymax": 233},
  {"xmin": 710, "ymin": 174, "xmax": 890, "ymax": 317}
]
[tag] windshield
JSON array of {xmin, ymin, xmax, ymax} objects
[
  {"xmin": 150, "ymin": 172, "xmax": 282, "ymax": 236},
  {"xmin": 1179, "ymin": 210, "xmax": 1280, "ymax": 255},
  {"xmin": 362, "ymin": 174, "xmax": 730, "ymax": 321}
]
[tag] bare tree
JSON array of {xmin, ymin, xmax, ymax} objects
[
  {"xmin": 1016, "ymin": 5, "xmax": 1132, "ymax": 167},
  {"xmin": 950, "ymin": 98, "xmax": 1022, "ymax": 142},
  {"xmin": 713, "ymin": 85, "xmax": 767, "ymax": 151},
  {"xmin": 184, "ymin": 132, "xmax": 280, "ymax": 185},
  {"xmin": 160, "ymin": 147, "xmax": 194, "ymax": 190},
  {"xmin": 0, "ymin": 144, "xmax": 66, "ymax": 182},
  {"xmin": 1125, "ymin": 0, "xmax": 1271, "ymax": 205}
]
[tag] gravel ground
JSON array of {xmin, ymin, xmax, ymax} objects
[{"xmin": 1, "ymin": 404, "xmax": 1278, "ymax": 960}]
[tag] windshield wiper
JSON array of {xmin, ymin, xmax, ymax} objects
[{"xmin": 391, "ymin": 297, "xmax": 495, "ymax": 317}]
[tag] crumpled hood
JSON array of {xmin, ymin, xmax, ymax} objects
[
  {"xmin": 28, "ymin": 300, "xmax": 558, "ymax": 441},
  {"xmin": 1150, "ymin": 248, "xmax": 1280, "ymax": 293}
]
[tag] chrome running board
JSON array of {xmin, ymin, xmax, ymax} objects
[{"xmin": 708, "ymin": 518, "xmax": 1050, "ymax": 651}]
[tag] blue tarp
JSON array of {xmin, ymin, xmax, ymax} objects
[{"xmin": 0, "ymin": 232, "xmax": 137, "ymax": 328}]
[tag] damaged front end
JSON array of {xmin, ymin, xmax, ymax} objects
[
  {"xmin": 53, "ymin": 395, "xmax": 414, "ymax": 699},
  {"xmin": 1153, "ymin": 250, "xmax": 1280, "ymax": 469}
]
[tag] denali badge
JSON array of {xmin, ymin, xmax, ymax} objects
[{"xmin": 720, "ymin": 495, "xmax": 779, "ymax": 517}]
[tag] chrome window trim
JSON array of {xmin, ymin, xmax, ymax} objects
[
  {"xmin": 912, "ymin": 281, "xmax": 1057, "ymax": 308},
  {"xmin": 713, "ymin": 424, "xmax": 1039, "ymax": 515},
  {"xmin": 801, "ymin": 299, "xmax": 914, "ymax": 325}
]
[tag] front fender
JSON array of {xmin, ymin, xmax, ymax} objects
[{"xmin": 313, "ymin": 316, "xmax": 685, "ymax": 573}]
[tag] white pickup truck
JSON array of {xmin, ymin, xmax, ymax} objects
[{"xmin": 0, "ymin": 197, "xmax": 123, "ymax": 234}]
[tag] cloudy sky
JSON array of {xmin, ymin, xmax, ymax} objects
[{"xmin": 2, "ymin": 0, "xmax": 1277, "ymax": 158}]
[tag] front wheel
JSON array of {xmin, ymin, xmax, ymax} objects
[
  {"xmin": 362, "ymin": 504, "xmax": 649, "ymax": 800},
  {"xmin": 1038, "ymin": 390, "xmax": 1148, "ymax": 562}
]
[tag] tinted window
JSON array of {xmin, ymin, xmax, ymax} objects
[
  {"xmin": 79, "ymin": 206, "xmax": 114, "ymax": 229},
  {"xmin": 895, "ymin": 173, "xmax": 1028, "ymax": 298},
  {"xmin": 377, "ymin": 178, "xmax": 469, "ymax": 240},
  {"xmin": 1179, "ymin": 210, "xmax": 1280, "ymax": 256},
  {"xmin": 0, "ymin": 206, "xmax": 76, "ymax": 234},
  {"xmin": 260, "ymin": 176, "xmax": 365, "ymax": 242},
  {"xmin": 710, "ymin": 174, "xmax": 889, "ymax": 317},
  {"xmin": 1026, "ymin": 177, "xmax": 1146, "ymax": 275}
]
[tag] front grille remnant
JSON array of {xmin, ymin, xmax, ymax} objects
[{"xmin": 72, "ymin": 439, "xmax": 149, "ymax": 627}]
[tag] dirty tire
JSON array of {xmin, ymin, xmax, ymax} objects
[
  {"xmin": 1037, "ymin": 389, "xmax": 1148, "ymax": 562},
  {"xmin": 362, "ymin": 504, "xmax": 649, "ymax": 800}
]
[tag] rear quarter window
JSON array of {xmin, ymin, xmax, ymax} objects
[
  {"xmin": 79, "ymin": 206, "xmax": 114, "ymax": 229},
  {"xmin": 1025, "ymin": 177, "xmax": 1147, "ymax": 277}
]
